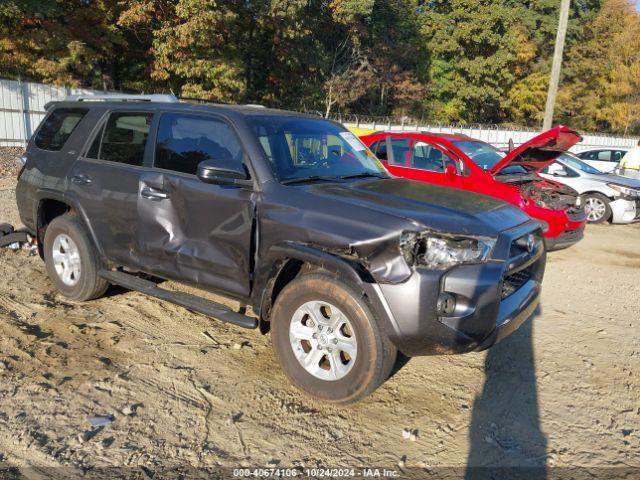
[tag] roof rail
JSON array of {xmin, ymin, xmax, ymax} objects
[{"xmin": 65, "ymin": 94, "xmax": 180, "ymax": 103}]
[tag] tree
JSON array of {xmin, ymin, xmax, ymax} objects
[
  {"xmin": 419, "ymin": 0, "xmax": 519, "ymax": 124},
  {"xmin": 557, "ymin": 0, "xmax": 640, "ymax": 133},
  {"xmin": 0, "ymin": 0, "xmax": 146, "ymax": 90}
]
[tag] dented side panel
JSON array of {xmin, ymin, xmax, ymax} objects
[{"xmin": 136, "ymin": 171, "xmax": 255, "ymax": 297}]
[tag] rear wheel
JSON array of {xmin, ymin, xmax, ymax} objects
[
  {"xmin": 585, "ymin": 193, "xmax": 612, "ymax": 223},
  {"xmin": 44, "ymin": 214, "xmax": 109, "ymax": 301},
  {"xmin": 270, "ymin": 272, "xmax": 396, "ymax": 405}
]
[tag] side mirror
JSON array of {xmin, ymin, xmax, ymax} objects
[
  {"xmin": 197, "ymin": 159, "xmax": 249, "ymax": 186},
  {"xmin": 444, "ymin": 164, "xmax": 457, "ymax": 178},
  {"xmin": 552, "ymin": 169, "xmax": 568, "ymax": 177}
]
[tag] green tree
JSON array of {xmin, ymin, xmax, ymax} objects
[{"xmin": 420, "ymin": 0, "xmax": 518, "ymax": 123}]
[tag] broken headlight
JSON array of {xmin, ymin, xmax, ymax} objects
[
  {"xmin": 400, "ymin": 232, "xmax": 495, "ymax": 270},
  {"xmin": 607, "ymin": 183, "xmax": 640, "ymax": 199}
]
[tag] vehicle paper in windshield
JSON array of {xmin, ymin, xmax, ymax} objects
[{"xmin": 339, "ymin": 131, "xmax": 367, "ymax": 151}]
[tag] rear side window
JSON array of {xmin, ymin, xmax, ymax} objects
[
  {"xmin": 154, "ymin": 113, "xmax": 245, "ymax": 175},
  {"xmin": 87, "ymin": 112, "xmax": 153, "ymax": 166},
  {"xmin": 34, "ymin": 108, "xmax": 87, "ymax": 151}
]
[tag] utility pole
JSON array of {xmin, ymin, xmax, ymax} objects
[{"xmin": 543, "ymin": 0, "xmax": 571, "ymax": 130}]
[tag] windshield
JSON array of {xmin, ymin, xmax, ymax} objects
[
  {"xmin": 559, "ymin": 153, "xmax": 604, "ymax": 174},
  {"xmin": 451, "ymin": 140, "xmax": 505, "ymax": 170},
  {"xmin": 247, "ymin": 115, "xmax": 388, "ymax": 183}
]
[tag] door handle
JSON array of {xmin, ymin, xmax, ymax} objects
[
  {"xmin": 71, "ymin": 174, "xmax": 93, "ymax": 185},
  {"xmin": 141, "ymin": 186, "xmax": 170, "ymax": 201}
]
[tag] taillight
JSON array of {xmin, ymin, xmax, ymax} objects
[{"xmin": 16, "ymin": 155, "xmax": 27, "ymax": 179}]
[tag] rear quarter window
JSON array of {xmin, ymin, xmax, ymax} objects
[{"xmin": 34, "ymin": 108, "xmax": 88, "ymax": 151}]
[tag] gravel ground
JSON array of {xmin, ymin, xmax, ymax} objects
[
  {"xmin": 0, "ymin": 147, "xmax": 22, "ymax": 179},
  {"xmin": 0, "ymin": 149, "xmax": 638, "ymax": 479}
]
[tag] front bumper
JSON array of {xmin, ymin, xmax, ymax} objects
[
  {"xmin": 371, "ymin": 222, "xmax": 545, "ymax": 356},
  {"xmin": 610, "ymin": 198, "xmax": 638, "ymax": 224},
  {"xmin": 544, "ymin": 227, "xmax": 584, "ymax": 251}
]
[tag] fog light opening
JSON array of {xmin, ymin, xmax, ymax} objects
[{"xmin": 437, "ymin": 293, "xmax": 457, "ymax": 316}]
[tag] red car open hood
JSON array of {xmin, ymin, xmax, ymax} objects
[{"xmin": 490, "ymin": 126, "xmax": 582, "ymax": 174}]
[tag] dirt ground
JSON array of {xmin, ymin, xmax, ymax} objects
[{"xmin": 0, "ymin": 149, "xmax": 638, "ymax": 479}]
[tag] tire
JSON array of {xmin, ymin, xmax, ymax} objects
[
  {"xmin": 43, "ymin": 213, "xmax": 109, "ymax": 301},
  {"xmin": 0, "ymin": 223, "xmax": 14, "ymax": 236},
  {"xmin": 0, "ymin": 231, "xmax": 29, "ymax": 247},
  {"xmin": 584, "ymin": 193, "xmax": 612, "ymax": 223},
  {"xmin": 270, "ymin": 272, "xmax": 397, "ymax": 405}
]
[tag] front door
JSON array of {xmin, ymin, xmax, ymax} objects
[
  {"xmin": 383, "ymin": 136, "xmax": 465, "ymax": 189},
  {"xmin": 136, "ymin": 112, "xmax": 255, "ymax": 298}
]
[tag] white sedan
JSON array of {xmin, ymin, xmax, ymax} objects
[{"xmin": 540, "ymin": 153, "xmax": 640, "ymax": 224}]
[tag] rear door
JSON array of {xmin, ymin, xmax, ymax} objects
[
  {"xmin": 68, "ymin": 110, "xmax": 154, "ymax": 268},
  {"xmin": 136, "ymin": 111, "xmax": 255, "ymax": 297}
]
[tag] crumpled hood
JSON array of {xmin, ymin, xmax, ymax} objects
[{"xmin": 305, "ymin": 178, "xmax": 530, "ymax": 238}]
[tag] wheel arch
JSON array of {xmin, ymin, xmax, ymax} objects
[
  {"xmin": 582, "ymin": 190, "xmax": 615, "ymax": 201},
  {"xmin": 253, "ymin": 242, "xmax": 396, "ymax": 337},
  {"xmin": 35, "ymin": 192, "xmax": 105, "ymax": 260}
]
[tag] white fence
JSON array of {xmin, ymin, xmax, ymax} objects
[
  {"xmin": 0, "ymin": 78, "xmax": 108, "ymax": 147},
  {"xmin": 344, "ymin": 121, "xmax": 639, "ymax": 153},
  {"xmin": 1, "ymin": 77, "xmax": 638, "ymax": 151}
]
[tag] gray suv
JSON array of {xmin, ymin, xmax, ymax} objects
[{"xmin": 15, "ymin": 95, "xmax": 546, "ymax": 404}]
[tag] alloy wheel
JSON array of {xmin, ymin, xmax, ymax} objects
[
  {"xmin": 586, "ymin": 197, "xmax": 606, "ymax": 222},
  {"xmin": 51, "ymin": 233, "xmax": 81, "ymax": 286},
  {"xmin": 289, "ymin": 300, "xmax": 358, "ymax": 381}
]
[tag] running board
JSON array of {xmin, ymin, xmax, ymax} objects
[{"xmin": 98, "ymin": 270, "xmax": 258, "ymax": 329}]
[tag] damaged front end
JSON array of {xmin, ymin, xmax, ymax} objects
[
  {"xmin": 499, "ymin": 174, "xmax": 584, "ymax": 219},
  {"xmin": 350, "ymin": 229, "xmax": 496, "ymax": 285}
]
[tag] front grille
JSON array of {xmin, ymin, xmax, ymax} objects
[
  {"xmin": 501, "ymin": 267, "xmax": 532, "ymax": 299},
  {"xmin": 501, "ymin": 230, "xmax": 543, "ymax": 299}
]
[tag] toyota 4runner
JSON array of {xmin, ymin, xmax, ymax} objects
[{"xmin": 15, "ymin": 95, "xmax": 546, "ymax": 404}]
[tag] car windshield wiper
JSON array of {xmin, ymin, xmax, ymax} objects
[
  {"xmin": 280, "ymin": 175, "xmax": 342, "ymax": 185},
  {"xmin": 339, "ymin": 172, "xmax": 388, "ymax": 180}
]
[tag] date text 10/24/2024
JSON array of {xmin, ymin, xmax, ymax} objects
[{"xmin": 232, "ymin": 468, "xmax": 400, "ymax": 478}]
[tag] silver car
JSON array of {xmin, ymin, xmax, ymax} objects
[{"xmin": 539, "ymin": 153, "xmax": 640, "ymax": 224}]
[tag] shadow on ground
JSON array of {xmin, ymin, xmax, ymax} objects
[{"xmin": 466, "ymin": 306, "xmax": 547, "ymax": 479}]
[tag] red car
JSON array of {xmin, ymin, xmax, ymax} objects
[{"xmin": 360, "ymin": 127, "xmax": 587, "ymax": 251}]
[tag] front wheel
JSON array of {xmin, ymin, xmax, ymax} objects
[
  {"xmin": 270, "ymin": 272, "xmax": 396, "ymax": 405},
  {"xmin": 584, "ymin": 193, "xmax": 612, "ymax": 223}
]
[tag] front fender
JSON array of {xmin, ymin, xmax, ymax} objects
[{"xmin": 253, "ymin": 241, "xmax": 404, "ymax": 347}]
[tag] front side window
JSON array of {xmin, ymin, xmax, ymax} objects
[
  {"xmin": 579, "ymin": 151, "xmax": 598, "ymax": 160},
  {"xmin": 369, "ymin": 140, "xmax": 388, "ymax": 161},
  {"xmin": 34, "ymin": 108, "xmax": 87, "ymax": 151},
  {"xmin": 558, "ymin": 153, "xmax": 603, "ymax": 175},
  {"xmin": 248, "ymin": 116, "xmax": 387, "ymax": 183},
  {"xmin": 389, "ymin": 138, "xmax": 411, "ymax": 166},
  {"xmin": 597, "ymin": 150, "xmax": 611, "ymax": 161},
  {"xmin": 451, "ymin": 140, "xmax": 505, "ymax": 171},
  {"xmin": 612, "ymin": 150, "xmax": 626, "ymax": 162},
  {"xmin": 155, "ymin": 113, "xmax": 245, "ymax": 175},
  {"xmin": 87, "ymin": 112, "xmax": 153, "ymax": 166},
  {"xmin": 410, "ymin": 141, "xmax": 457, "ymax": 172}
]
